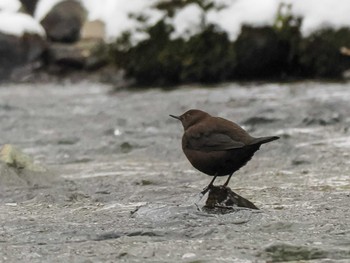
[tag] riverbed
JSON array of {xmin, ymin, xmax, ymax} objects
[{"xmin": 0, "ymin": 81, "xmax": 349, "ymax": 262}]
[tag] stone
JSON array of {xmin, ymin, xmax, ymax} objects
[
  {"xmin": 81, "ymin": 19, "xmax": 106, "ymax": 40},
  {"xmin": 0, "ymin": 144, "xmax": 46, "ymax": 172},
  {"xmin": 40, "ymin": 0, "xmax": 87, "ymax": 43},
  {"xmin": 204, "ymin": 185, "xmax": 259, "ymax": 211},
  {"xmin": 0, "ymin": 32, "xmax": 46, "ymax": 81},
  {"xmin": 47, "ymin": 39, "xmax": 107, "ymax": 72}
]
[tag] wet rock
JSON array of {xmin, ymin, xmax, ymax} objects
[
  {"xmin": 0, "ymin": 32, "xmax": 46, "ymax": 81},
  {"xmin": 303, "ymin": 110, "xmax": 341, "ymax": 126},
  {"xmin": 40, "ymin": 0, "xmax": 87, "ymax": 43},
  {"xmin": 47, "ymin": 39, "xmax": 107, "ymax": 72},
  {"xmin": 260, "ymin": 243, "xmax": 328, "ymax": 262},
  {"xmin": 66, "ymin": 191, "xmax": 89, "ymax": 202},
  {"xmin": 93, "ymin": 232, "xmax": 122, "ymax": 241},
  {"xmin": 204, "ymin": 185, "xmax": 258, "ymax": 212},
  {"xmin": 259, "ymin": 243, "xmax": 350, "ymax": 262},
  {"xmin": 243, "ymin": 116, "xmax": 279, "ymax": 125},
  {"xmin": 120, "ymin": 142, "xmax": 133, "ymax": 153},
  {"xmin": 0, "ymin": 33, "xmax": 22, "ymax": 79},
  {"xmin": 57, "ymin": 137, "xmax": 80, "ymax": 145},
  {"xmin": 292, "ymin": 155, "xmax": 311, "ymax": 166},
  {"xmin": 181, "ymin": 253, "xmax": 196, "ymax": 260}
]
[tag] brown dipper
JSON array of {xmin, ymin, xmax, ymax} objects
[{"xmin": 170, "ymin": 109, "xmax": 279, "ymax": 194}]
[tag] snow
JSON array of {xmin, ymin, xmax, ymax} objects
[
  {"xmin": 286, "ymin": 0, "xmax": 350, "ymax": 35},
  {"xmin": 81, "ymin": 0, "xmax": 164, "ymax": 43},
  {"xmin": 207, "ymin": 0, "xmax": 278, "ymax": 40},
  {"xmin": 2, "ymin": 0, "xmax": 350, "ymax": 40},
  {"xmin": 170, "ymin": 4, "xmax": 204, "ymax": 40},
  {"xmin": 0, "ymin": 0, "xmax": 21, "ymax": 13},
  {"xmin": 0, "ymin": 12, "xmax": 45, "ymax": 36}
]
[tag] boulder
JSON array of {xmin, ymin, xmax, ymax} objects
[
  {"xmin": 47, "ymin": 39, "xmax": 107, "ymax": 73},
  {"xmin": 0, "ymin": 32, "xmax": 46, "ymax": 81},
  {"xmin": 81, "ymin": 19, "xmax": 106, "ymax": 40},
  {"xmin": 40, "ymin": 0, "xmax": 87, "ymax": 43}
]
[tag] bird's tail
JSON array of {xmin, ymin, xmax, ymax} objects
[{"xmin": 250, "ymin": 136, "xmax": 279, "ymax": 145}]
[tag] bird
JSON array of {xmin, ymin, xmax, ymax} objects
[{"xmin": 170, "ymin": 109, "xmax": 279, "ymax": 194}]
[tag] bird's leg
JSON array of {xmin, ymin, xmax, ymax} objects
[
  {"xmin": 223, "ymin": 172, "xmax": 234, "ymax": 187},
  {"xmin": 201, "ymin": 174, "xmax": 217, "ymax": 195}
]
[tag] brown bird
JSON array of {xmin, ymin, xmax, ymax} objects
[{"xmin": 170, "ymin": 109, "xmax": 279, "ymax": 194}]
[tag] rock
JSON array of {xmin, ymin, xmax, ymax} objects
[
  {"xmin": 302, "ymin": 110, "xmax": 341, "ymax": 126},
  {"xmin": 0, "ymin": 33, "xmax": 24, "ymax": 79},
  {"xmin": 81, "ymin": 19, "xmax": 106, "ymax": 40},
  {"xmin": 260, "ymin": 243, "xmax": 328, "ymax": 262},
  {"xmin": 0, "ymin": 144, "xmax": 55, "ymax": 189},
  {"xmin": 243, "ymin": 116, "xmax": 279, "ymax": 125},
  {"xmin": 40, "ymin": 0, "xmax": 87, "ymax": 43},
  {"xmin": 47, "ymin": 39, "xmax": 107, "ymax": 72},
  {"xmin": 0, "ymin": 144, "xmax": 46, "ymax": 172},
  {"xmin": 204, "ymin": 185, "xmax": 259, "ymax": 212},
  {"xmin": 0, "ymin": 32, "xmax": 47, "ymax": 81}
]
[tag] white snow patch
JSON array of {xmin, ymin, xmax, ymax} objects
[
  {"xmin": 0, "ymin": 12, "xmax": 45, "ymax": 36},
  {"xmin": 0, "ymin": 0, "xmax": 21, "ymax": 13},
  {"xmin": 170, "ymin": 3, "xmax": 204, "ymax": 40},
  {"xmin": 3, "ymin": 0, "xmax": 350, "ymax": 42}
]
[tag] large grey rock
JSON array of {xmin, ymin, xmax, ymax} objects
[
  {"xmin": 47, "ymin": 39, "xmax": 107, "ymax": 72},
  {"xmin": 0, "ymin": 32, "xmax": 46, "ymax": 81},
  {"xmin": 40, "ymin": 0, "xmax": 87, "ymax": 43}
]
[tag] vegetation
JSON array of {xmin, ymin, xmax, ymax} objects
[{"xmin": 105, "ymin": 1, "xmax": 350, "ymax": 86}]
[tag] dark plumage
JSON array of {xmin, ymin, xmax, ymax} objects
[{"xmin": 170, "ymin": 109, "xmax": 279, "ymax": 194}]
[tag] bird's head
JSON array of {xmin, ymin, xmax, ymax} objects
[{"xmin": 170, "ymin": 109, "xmax": 210, "ymax": 130}]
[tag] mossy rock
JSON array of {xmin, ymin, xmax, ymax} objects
[{"xmin": 0, "ymin": 144, "xmax": 46, "ymax": 172}]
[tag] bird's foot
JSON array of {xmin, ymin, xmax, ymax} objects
[{"xmin": 200, "ymin": 185, "xmax": 213, "ymax": 196}]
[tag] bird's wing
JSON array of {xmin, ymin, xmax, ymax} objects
[{"xmin": 186, "ymin": 132, "xmax": 245, "ymax": 151}]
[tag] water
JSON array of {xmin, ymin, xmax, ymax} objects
[{"xmin": 0, "ymin": 81, "xmax": 349, "ymax": 262}]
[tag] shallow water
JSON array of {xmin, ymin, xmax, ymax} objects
[{"xmin": 0, "ymin": 81, "xmax": 350, "ymax": 262}]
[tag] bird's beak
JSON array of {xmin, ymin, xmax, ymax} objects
[{"xmin": 169, "ymin": 114, "xmax": 181, "ymax": 120}]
